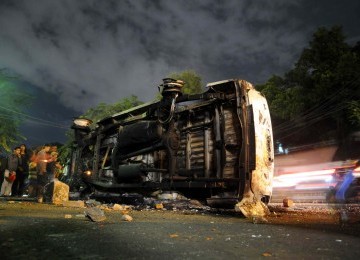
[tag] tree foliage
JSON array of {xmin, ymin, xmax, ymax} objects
[
  {"xmin": 59, "ymin": 95, "xmax": 143, "ymax": 163},
  {"xmin": 81, "ymin": 95, "xmax": 142, "ymax": 124},
  {"xmin": 0, "ymin": 70, "xmax": 32, "ymax": 152},
  {"xmin": 258, "ymin": 26, "xmax": 360, "ymax": 145}
]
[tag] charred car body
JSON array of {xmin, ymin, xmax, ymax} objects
[{"xmin": 69, "ymin": 78, "xmax": 274, "ymax": 215}]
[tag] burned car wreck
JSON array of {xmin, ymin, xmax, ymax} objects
[{"xmin": 68, "ymin": 78, "xmax": 274, "ymax": 216}]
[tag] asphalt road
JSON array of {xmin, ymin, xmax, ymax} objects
[{"xmin": 1, "ymin": 200, "xmax": 360, "ymax": 259}]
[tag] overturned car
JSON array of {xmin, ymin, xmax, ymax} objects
[{"xmin": 68, "ymin": 78, "xmax": 274, "ymax": 216}]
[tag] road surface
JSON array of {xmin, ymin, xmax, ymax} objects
[{"xmin": 1, "ymin": 199, "xmax": 360, "ymax": 259}]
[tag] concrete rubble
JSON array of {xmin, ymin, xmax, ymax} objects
[
  {"xmin": 283, "ymin": 198, "xmax": 294, "ymax": 207},
  {"xmin": 84, "ymin": 207, "xmax": 107, "ymax": 222},
  {"xmin": 121, "ymin": 214, "xmax": 133, "ymax": 222},
  {"xmin": 43, "ymin": 180, "xmax": 70, "ymax": 204},
  {"xmin": 234, "ymin": 194, "xmax": 270, "ymax": 218},
  {"xmin": 53, "ymin": 190, "xmax": 273, "ymax": 223}
]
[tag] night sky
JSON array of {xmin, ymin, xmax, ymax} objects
[{"xmin": 1, "ymin": 0, "xmax": 359, "ymax": 146}]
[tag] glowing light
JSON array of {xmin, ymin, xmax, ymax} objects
[
  {"xmin": 324, "ymin": 176, "xmax": 333, "ymax": 183},
  {"xmin": 276, "ymin": 169, "xmax": 335, "ymax": 180},
  {"xmin": 354, "ymin": 167, "xmax": 360, "ymax": 177},
  {"xmin": 295, "ymin": 183, "xmax": 334, "ymax": 190},
  {"xmin": 273, "ymin": 169, "xmax": 335, "ymax": 188}
]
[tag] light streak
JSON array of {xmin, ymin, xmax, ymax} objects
[{"xmin": 273, "ymin": 169, "xmax": 335, "ymax": 188}]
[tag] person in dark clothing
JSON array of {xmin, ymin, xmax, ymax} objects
[
  {"xmin": 12, "ymin": 144, "xmax": 30, "ymax": 196},
  {"xmin": 27, "ymin": 161, "xmax": 38, "ymax": 198},
  {"xmin": 1, "ymin": 147, "xmax": 21, "ymax": 196},
  {"xmin": 46, "ymin": 152, "xmax": 62, "ymax": 183}
]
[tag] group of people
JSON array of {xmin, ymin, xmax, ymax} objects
[{"xmin": 0, "ymin": 144, "xmax": 62, "ymax": 201}]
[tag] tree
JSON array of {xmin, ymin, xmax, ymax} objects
[
  {"xmin": 167, "ymin": 70, "xmax": 203, "ymax": 94},
  {"xmin": 81, "ymin": 95, "xmax": 142, "ymax": 125},
  {"xmin": 258, "ymin": 26, "xmax": 360, "ymax": 145},
  {"xmin": 0, "ymin": 70, "xmax": 32, "ymax": 152},
  {"xmin": 58, "ymin": 95, "xmax": 143, "ymax": 163}
]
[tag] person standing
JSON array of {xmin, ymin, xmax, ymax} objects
[
  {"xmin": 27, "ymin": 161, "xmax": 38, "ymax": 198},
  {"xmin": 46, "ymin": 152, "xmax": 62, "ymax": 183},
  {"xmin": 36, "ymin": 144, "xmax": 51, "ymax": 202},
  {"xmin": 12, "ymin": 144, "xmax": 30, "ymax": 197},
  {"xmin": 0, "ymin": 147, "xmax": 21, "ymax": 196}
]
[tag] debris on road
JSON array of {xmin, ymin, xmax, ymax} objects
[
  {"xmin": 155, "ymin": 203, "xmax": 164, "ymax": 209},
  {"xmin": 234, "ymin": 194, "xmax": 270, "ymax": 218},
  {"xmin": 262, "ymin": 252, "xmax": 272, "ymax": 257},
  {"xmin": 43, "ymin": 180, "xmax": 69, "ymax": 204},
  {"xmin": 283, "ymin": 198, "xmax": 294, "ymax": 207},
  {"xmin": 85, "ymin": 207, "xmax": 106, "ymax": 222},
  {"xmin": 121, "ymin": 214, "xmax": 133, "ymax": 222},
  {"xmin": 85, "ymin": 199, "xmax": 102, "ymax": 207},
  {"xmin": 112, "ymin": 203, "xmax": 132, "ymax": 212},
  {"xmin": 89, "ymin": 192, "xmax": 144, "ymax": 205}
]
